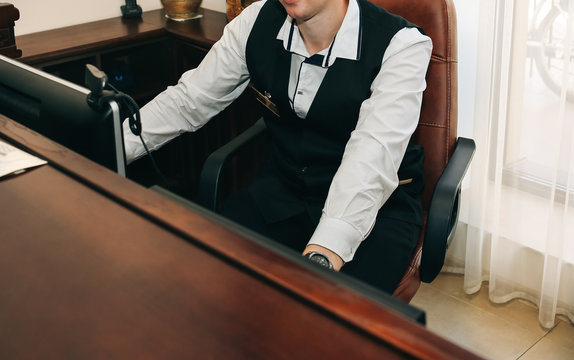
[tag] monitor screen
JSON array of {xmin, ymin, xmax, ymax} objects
[{"xmin": 0, "ymin": 54, "xmax": 126, "ymax": 175}]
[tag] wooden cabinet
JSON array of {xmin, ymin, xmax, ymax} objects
[
  {"xmin": 15, "ymin": 8, "xmax": 259, "ymax": 200},
  {"xmin": 39, "ymin": 39, "xmax": 176, "ymax": 106}
]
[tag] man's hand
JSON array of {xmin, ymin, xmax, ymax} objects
[{"xmin": 303, "ymin": 244, "xmax": 344, "ymax": 271}]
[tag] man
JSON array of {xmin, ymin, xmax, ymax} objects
[{"xmin": 124, "ymin": 0, "xmax": 432, "ymax": 293}]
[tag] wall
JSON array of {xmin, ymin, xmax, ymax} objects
[{"xmin": 9, "ymin": 0, "xmax": 226, "ymax": 36}]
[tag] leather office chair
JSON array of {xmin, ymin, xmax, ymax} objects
[{"xmin": 196, "ymin": 0, "xmax": 475, "ymax": 302}]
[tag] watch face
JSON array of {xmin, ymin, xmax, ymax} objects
[{"xmin": 307, "ymin": 252, "xmax": 332, "ymax": 269}]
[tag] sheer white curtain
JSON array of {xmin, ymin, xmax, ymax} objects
[{"xmin": 445, "ymin": 0, "xmax": 574, "ymax": 328}]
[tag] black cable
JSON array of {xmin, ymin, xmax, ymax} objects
[
  {"xmin": 137, "ymin": 132, "xmax": 171, "ymax": 187},
  {"xmin": 85, "ymin": 64, "xmax": 171, "ymax": 188},
  {"xmin": 107, "ymin": 83, "xmax": 171, "ymax": 188}
]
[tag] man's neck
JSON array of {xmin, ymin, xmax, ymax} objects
[{"xmin": 297, "ymin": 0, "xmax": 349, "ymax": 56}]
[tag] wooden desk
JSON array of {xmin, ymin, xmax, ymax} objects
[{"xmin": 0, "ymin": 115, "xmax": 483, "ymax": 359}]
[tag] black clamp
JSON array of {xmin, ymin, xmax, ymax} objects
[{"xmin": 85, "ymin": 64, "xmax": 142, "ymax": 136}]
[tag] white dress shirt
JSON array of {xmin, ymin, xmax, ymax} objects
[{"xmin": 124, "ymin": 0, "xmax": 432, "ymax": 263}]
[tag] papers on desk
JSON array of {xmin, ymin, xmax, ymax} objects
[{"xmin": 0, "ymin": 139, "xmax": 47, "ymax": 178}]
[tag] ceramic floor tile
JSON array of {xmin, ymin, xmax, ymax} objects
[
  {"xmin": 429, "ymin": 272, "xmax": 478, "ymax": 296},
  {"xmin": 411, "ymin": 283, "xmax": 542, "ymax": 360},
  {"xmin": 429, "ymin": 273, "xmax": 550, "ymax": 337},
  {"xmin": 519, "ymin": 337, "xmax": 574, "ymax": 360},
  {"xmin": 545, "ymin": 320, "xmax": 574, "ymax": 352}
]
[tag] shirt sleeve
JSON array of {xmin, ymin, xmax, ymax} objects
[
  {"xmin": 123, "ymin": 1, "xmax": 267, "ymax": 163},
  {"xmin": 307, "ymin": 27, "xmax": 432, "ymax": 263}
]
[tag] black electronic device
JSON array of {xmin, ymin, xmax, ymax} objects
[
  {"xmin": 0, "ymin": 54, "xmax": 127, "ymax": 176},
  {"xmin": 121, "ymin": 0, "xmax": 142, "ymax": 18}
]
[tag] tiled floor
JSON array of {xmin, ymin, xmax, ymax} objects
[{"xmin": 410, "ymin": 273, "xmax": 574, "ymax": 360}]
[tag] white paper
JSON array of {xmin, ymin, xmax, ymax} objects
[{"xmin": 0, "ymin": 139, "xmax": 47, "ymax": 178}]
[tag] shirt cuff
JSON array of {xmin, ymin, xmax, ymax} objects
[{"xmin": 307, "ymin": 216, "xmax": 363, "ymax": 263}]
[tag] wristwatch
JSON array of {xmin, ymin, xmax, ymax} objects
[{"xmin": 304, "ymin": 251, "xmax": 334, "ymax": 270}]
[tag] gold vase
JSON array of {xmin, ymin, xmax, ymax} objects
[{"xmin": 161, "ymin": 0, "xmax": 203, "ymax": 21}]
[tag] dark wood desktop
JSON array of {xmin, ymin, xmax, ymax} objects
[{"xmin": 0, "ymin": 8, "xmax": 485, "ymax": 359}]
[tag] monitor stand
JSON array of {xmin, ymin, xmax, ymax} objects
[{"xmin": 108, "ymin": 100, "xmax": 126, "ymax": 177}]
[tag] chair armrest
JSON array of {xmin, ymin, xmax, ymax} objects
[
  {"xmin": 420, "ymin": 137, "xmax": 476, "ymax": 283},
  {"xmin": 196, "ymin": 118, "xmax": 267, "ymax": 211}
]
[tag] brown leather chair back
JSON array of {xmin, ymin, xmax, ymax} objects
[
  {"xmin": 370, "ymin": 0, "xmax": 458, "ymax": 209},
  {"xmin": 369, "ymin": 0, "xmax": 458, "ymax": 301}
]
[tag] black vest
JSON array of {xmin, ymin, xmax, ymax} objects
[{"xmin": 245, "ymin": 0, "xmax": 424, "ymax": 225}]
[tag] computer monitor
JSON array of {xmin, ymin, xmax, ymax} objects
[{"xmin": 0, "ymin": 54, "xmax": 126, "ymax": 176}]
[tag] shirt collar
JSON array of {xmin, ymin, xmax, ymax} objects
[{"xmin": 276, "ymin": 0, "xmax": 362, "ymax": 67}]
